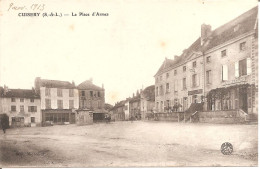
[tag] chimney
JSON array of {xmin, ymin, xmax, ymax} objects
[
  {"xmin": 133, "ymin": 93, "xmax": 135, "ymax": 98},
  {"xmin": 201, "ymin": 24, "xmax": 211, "ymax": 45},
  {"xmin": 72, "ymin": 80, "xmax": 75, "ymax": 86},
  {"xmin": 102, "ymin": 83, "xmax": 104, "ymax": 89},
  {"xmin": 34, "ymin": 77, "xmax": 41, "ymax": 93},
  {"xmin": 89, "ymin": 78, "xmax": 93, "ymax": 83},
  {"xmin": 3, "ymin": 85, "xmax": 8, "ymax": 95}
]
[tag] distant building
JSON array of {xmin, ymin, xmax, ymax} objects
[
  {"xmin": 77, "ymin": 79, "xmax": 107, "ymax": 122},
  {"xmin": 154, "ymin": 7, "xmax": 258, "ymax": 117},
  {"xmin": 129, "ymin": 92, "xmax": 141, "ymax": 120},
  {"xmin": 0, "ymin": 86, "xmax": 41, "ymax": 127},
  {"xmin": 34, "ymin": 77, "xmax": 79, "ymax": 125},
  {"xmin": 110, "ymin": 100, "xmax": 126, "ymax": 121},
  {"xmin": 140, "ymin": 85, "xmax": 155, "ymax": 120}
]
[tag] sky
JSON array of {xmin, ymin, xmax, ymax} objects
[{"xmin": 0, "ymin": 0, "xmax": 258, "ymax": 105}]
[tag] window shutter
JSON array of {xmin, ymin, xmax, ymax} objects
[
  {"xmin": 222, "ymin": 65, "xmax": 228, "ymax": 80},
  {"xmin": 235, "ymin": 61, "xmax": 239, "ymax": 77},
  {"xmin": 247, "ymin": 58, "xmax": 252, "ymax": 75},
  {"xmin": 197, "ymin": 74, "xmax": 200, "ymax": 86}
]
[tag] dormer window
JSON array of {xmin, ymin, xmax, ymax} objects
[
  {"xmin": 240, "ymin": 42, "xmax": 246, "ymax": 51},
  {"xmin": 221, "ymin": 50, "xmax": 227, "ymax": 57},
  {"xmin": 193, "ymin": 61, "xmax": 196, "ymax": 68},
  {"xmin": 234, "ymin": 24, "xmax": 240, "ymax": 32}
]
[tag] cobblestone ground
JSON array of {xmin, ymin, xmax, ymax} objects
[{"xmin": 0, "ymin": 121, "xmax": 258, "ymax": 167}]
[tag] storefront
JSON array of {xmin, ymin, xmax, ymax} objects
[
  {"xmin": 206, "ymin": 83, "xmax": 256, "ymax": 114},
  {"xmin": 42, "ymin": 109, "xmax": 76, "ymax": 125}
]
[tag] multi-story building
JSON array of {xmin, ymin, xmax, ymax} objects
[
  {"xmin": 129, "ymin": 94, "xmax": 141, "ymax": 120},
  {"xmin": 77, "ymin": 79, "xmax": 107, "ymax": 122},
  {"xmin": 0, "ymin": 86, "xmax": 41, "ymax": 127},
  {"xmin": 155, "ymin": 7, "xmax": 258, "ymax": 116},
  {"xmin": 140, "ymin": 85, "xmax": 155, "ymax": 120},
  {"xmin": 110, "ymin": 100, "xmax": 126, "ymax": 121},
  {"xmin": 34, "ymin": 77, "xmax": 79, "ymax": 125}
]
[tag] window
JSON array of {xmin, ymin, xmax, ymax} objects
[
  {"xmin": 69, "ymin": 100, "xmax": 74, "ymax": 109},
  {"xmin": 28, "ymin": 106, "xmax": 37, "ymax": 112},
  {"xmin": 45, "ymin": 88, "xmax": 51, "ymax": 96},
  {"xmin": 20, "ymin": 105, "xmax": 24, "ymax": 112},
  {"xmin": 166, "ymin": 73, "xmax": 169, "ymax": 78},
  {"xmin": 98, "ymin": 101, "xmax": 101, "ymax": 108},
  {"xmin": 98, "ymin": 91, "xmax": 101, "ymax": 97},
  {"xmin": 57, "ymin": 89, "xmax": 63, "ymax": 97},
  {"xmin": 90, "ymin": 91, "xmax": 93, "ymax": 97},
  {"xmin": 30, "ymin": 98, "xmax": 34, "ymax": 103},
  {"xmin": 183, "ymin": 66, "xmax": 186, "ymax": 72},
  {"xmin": 11, "ymin": 98, "xmax": 15, "ymax": 102},
  {"xmin": 182, "ymin": 78, "xmax": 186, "ymax": 90},
  {"xmin": 160, "ymin": 76, "xmax": 162, "ymax": 81},
  {"xmin": 221, "ymin": 50, "xmax": 227, "ymax": 57},
  {"xmin": 156, "ymin": 87, "xmax": 159, "ymax": 96},
  {"xmin": 20, "ymin": 98, "xmax": 24, "ymax": 102},
  {"xmin": 69, "ymin": 89, "xmax": 74, "ymax": 97},
  {"xmin": 45, "ymin": 99, "xmax": 51, "ymax": 109},
  {"xmin": 11, "ymin": 106, "xmax": 16, "ymax": 111},
  {"xmin": 31, "ymin": 117, "xmax": 35, "ymax": 123},
  {"xmin": 240, "ymin": 42, "xmax": 246, "ymax": 51},
  {"xmin": 193, "ymin": 61, "xmax": 196, "ymax": 68},
  {"xmin": 81, "ymin": 91, "xmax": 85, "ymax": 96},
  {"xmin": 174, "ymin": 70, "xmax": 177, "ymax": 75},
  {"xmin": 156, "ymin": 77, "xmax": 158, "ymax": 82},
  {"xmin": 206, "ymin": 70, "xmax": 212, "ymax": 84},
  {"xmin": 166, "ymin": 100, "xmax": 170, "ymax": 108},
  {"xmin": 235, "ymin": 58, "xmax": 251, "ymax": 77},
  {"xmin": 166, "ymin": 83, "xmax": 170, "ymax": 93},
  {"xmin": 57, "ymin": 100, "xmax": 63, "ymax": 109},
  {"xmin": 222, "ymin": 65, "xmax": 228, "ymax": 81},
  {"xmin": 192, "ymin": 74, "xmax": 197, "ymax": 87},
  {"xmin": 160, "ymin": 85, "xmax": 163, "ymax": 95},
  {"xmin": 206, "ymin": 56, "xmax": 211, "ymax": 63},
  {"xmin": 174, "ymin": 80, "xmax": 178, "ymax": 92}
]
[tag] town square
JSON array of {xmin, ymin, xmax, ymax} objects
[{"xmin": 0, "ymin": 0, "xmax": 258, "ymax": 167}]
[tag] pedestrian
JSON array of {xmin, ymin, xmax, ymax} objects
[{"xmin": 1, "ymin": 120, "xmax": 7, "ymax": 134}]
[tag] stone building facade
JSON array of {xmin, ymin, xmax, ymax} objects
[
  {"xmin": 77, "ymin": 79, "xmax": 107, "ymax": 122},
  {"xmin": 34, "ymin": 77, "xmax": 79, "ymax": 125},
  {"xmin": 0, "ymin": 86, "xmax": 41, "ymax": 127},
  {"xmin": 140, "ymin": 85, "xmax": 155, "ymax": 120},
  {"xmin": 154, "ymin": 7, "xmax": 258, "ymax": 116}
]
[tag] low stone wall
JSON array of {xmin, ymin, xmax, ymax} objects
[
  {"xmin": 154, "ymin": 113, "xmax": 182, "ymax": 122},
  {"xmin": 198, "ymin": 110, "xmax": 245, "ymax": 124}
]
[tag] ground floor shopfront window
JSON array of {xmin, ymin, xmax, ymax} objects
[
  {"xmin": 44, "ymin": 112, "xmax": 75, "ymax": 124},
  {"xmin": 206, "ymin": 84, "xmax": 255, "ymax": 113}
]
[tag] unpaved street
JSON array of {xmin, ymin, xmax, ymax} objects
[{"xmin": 0, "ymin": 121, "xmax": 258, "ymax": 167}]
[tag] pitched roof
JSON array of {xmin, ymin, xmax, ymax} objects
[
  {"xmin": 111, "ymin": 100, "xmax": 126, "ymax": 110},
  {"xmin": 129, "ymin": 95, "xmax": 140, "ymax": 103},
  {"xmin": 77, "ymin": 80, "xmax": 103, "ymax": 91},
  {"xmin": 205, "ymin": 6, "xmax": 258, "ymax": 51},
  {"xmin": 40, "ymin": 79, "xmax": 75, "ymax": 89},
  {"xmin": 142, "ymin": 85, "xmax": 155, "ymax": 101},
  {"xmin": 0, "ymin": 89, "xmax": 40, "ymax": 99},
  {"xmin": 155, "ymin": 6, "xmax": 258, "ymax": 76}
]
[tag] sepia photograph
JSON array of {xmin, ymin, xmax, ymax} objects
[{"xmin": 0, "ymin": 0, "xmax": 258, "ymax": 167}]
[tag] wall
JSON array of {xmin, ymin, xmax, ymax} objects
[
  {"xmin": 78, "ymin": 89, "xmax": 105, "ymax": 110},
  {"xmin": 155, "ymin": 55, "xmax": 204, "ymax": 113},
  {"xmin": 1, "ymin": 97, "xmax": 41, "ymax": 126},
  {"xmin": 40, "ymin": 87, "xmax": 79, "ymax": 109},
  {"xmin": 198, "ymin": 110, "xmax": 245, "ymax": 123},
  {"xmin": 76, "ymin": 110, "xmax": 93, "ymax": 125}
]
